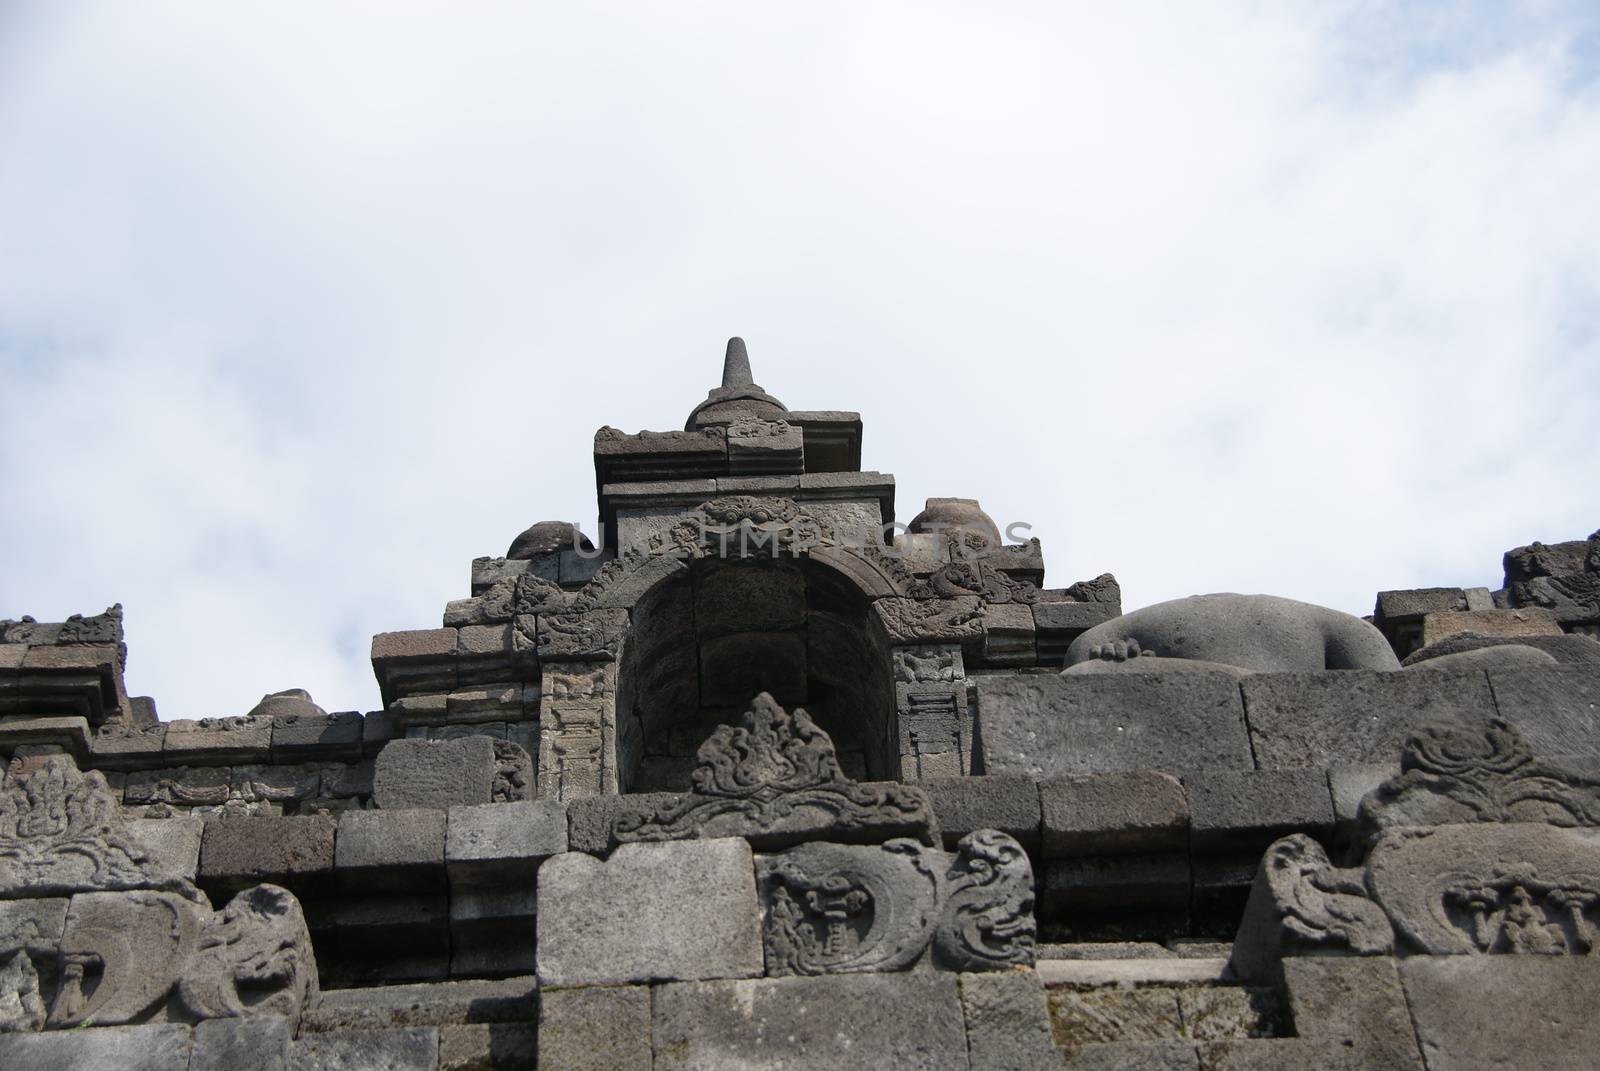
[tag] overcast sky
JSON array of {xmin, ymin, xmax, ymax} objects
[{"xmin": 3, "ymin": 3, "xmax": 1597, "ymax": 719}]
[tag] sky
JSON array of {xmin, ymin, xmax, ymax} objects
[{"xmin": 2, "ymin": 2, "xmax": 1597, "ymax": 719}]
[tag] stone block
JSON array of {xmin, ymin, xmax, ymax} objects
[
  {"xmin": 190, "ymin": 1015, "xmax": 292, "ymax": 1071},
  {"xmin": 1399, "ymin": 955, "xmax": 1600, "ymax": 1071},
  {"xmin": 445, "ymin": 800, "xmax": 567, "ymax": 885},
  {"xmin": 976, "ymin": 674, "xmax": 1252, "ymax": 776},
  {"xmin": 373, "ymin": 736, "xmax": 496, "ymax": 809},
  {"xmin": 163, "ymin": 716, "xmax": 273, "ymax": 764},
  {"xmin": 336, "ymin": 807, "xmax": 446, "ymax": 888},
  {"xmin": 1194, "ymin": 1038, "xmax": 1364, "ymax": 1070},
  {"xmin": 372, "ymin": 628, "xmax": 459, "ymax": 662},
  {"xmin": 290, "ymin": 1028, "xmax": 439, "ymax": 1071},
  {"xmin": 1034, "ymin": 600, "xmax": 1123, "ymax": 663},
  {"xmin": 326, "ymin": 893, "xmax": 451, "ymax": 985},
  {"xmin": 272, "ymin": 711, "xmax": 364, "ymax": 761},
  {"xmin": 537, "ymin": 837, "xmax": 763, "ymax": 985},
  {"xmin": 1404, "ymin": 631, "xmax": 1600, "ymax": 666},
  {"xmin": 0, "ymin": 896, "xmax": 69, "ymax": 956},
  {"xmin": 450, "ymin": 884, "xmax": 537, "ymax": 977},
  {"xmin": 124, "ymin": 764, "xmax": 233, "ymax": 806},
  {"xmin": 1041, "ymin": 770, "xmax": 1188, "ymax": 856},
  {"xmin": 200, "ymin": 814, "xmax": 336, "ymax": 894},
  {"xmin": 923, "ymin": 774, "xmax": 1041, "ymax": 850},
  {"xmin": 960, "ymin": 970, "xmax": 1062, "ymax": 1071},
  {"xmin": 127, "ymin": 816, "xmax": 204, "ymax": 881},
  {"xmin": 1327, "ymin": 763, "xmax": 1398, "ymax": 834},
  {"xmin": 472, "ymin": 554, "xmax": 558, "ymax": 594},
  {"xmin": 1176, "ymin": 986, "xmax": 1286, "ymax": 1041},
  {"xmin": 538, "ymin": 985, "xmax": 653, "ymax": 1071},
  {"xmin": 300, "ymin": 976, "xmax": 538, "ymax": 1032},
  {"xmin": 1486, "ymin": 664, "xmax": 1600, "ymax": 756},
  {"xmin": 1420, "ymin": 606, "xmax": 1562, "ymax": 647},
  {"xmin": 1063, "ymin": 1041, "xmax": 1201, "ymax": 1070},
  {"xmin": 89, "ymin": 723, "xmax": 168, "ymax": 768},
  {"xmin": 0, "ymin": 1022, "xmax": 192, "ymax": 1071},
  {"xmin": 0, "ymin": 715, "xmax": 90, "ymax": 756},
  {"xmin": 1042, "ymin": 853, "xmax": 1190, "ymax": 920},
  {"xmin": 438, "ymin": 1023, "xmax": 536, "ymax": 1071},
  {"xmin": 1048, "ymin": 986, "xmax": 1185, "ymax": 1050},
  {"xmin": 1191, "ymin": 856, "xmax": 1259, "ymax": 937},
  {"xmin": 1282, "ymin": 957, "xmax": 1424, "ymax": 1069},
  {"xmin": 1183, "ymin": 769, "xmax": 1334, "ymax": 853},
  {"xmin": 653, "ymin": 972, "xmax": 969, "ymax": 1071},
  {"xmin": 982, "ymin": 600, "xmax": 1038, "ymax": 666},
  {"xmin": 559, "ymin": 548, "xmax": 611, "ymax": 584},
  {"xmin": 1240, "ymin": 670, "xmax": 1496, "ymax": 768}
]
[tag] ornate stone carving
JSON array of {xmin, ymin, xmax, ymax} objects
[
  {"xmin": 0, "ymin": 756, "xmax": 194, "ymax": 898},
  {"xmin": 492, "ymin": 740, "xmax": 534, "ymax": 802},
  {"xmin": 612, "ymin": 693, "xmax": 935, "ymax": 849},
  {"xmin": 907, "ymin": 562, "xmax": 1039, "ymax": 605},
  {"xmin": 535, "ymin": 610, "xmax": 627, "ymax": 661},
  {"xmin": 545, "ymin": 663, "xmax": 615, "ymax": 699},
  {"xmin": 0, "ymin": 951, "xmax": 45, "ymax": 1033},
  {"xmin": 933, "ymin": 830, "xmax": 1037, "ymax": 970},
  {"xmin": 53, "ymin": 604, "xmax": 124, "ymax": 645},
  {"xmin": 1235, "ymin": 834, "xmax": 1394, "ymax": 975},
  {"xmin": 893, "ymin": 646, "xmax": 961, "ymax": 683},
  {"xmin": 756, "ymin": 830, "xmax": 1034, "ymax": 976},
  {"xmin": 1358, "ymin": 720, "xmax": 1600, "ymax": 840},
  {"xmin": 47, "ymin": 884, "xmax": 317, "ymax": 1030},
  {"xmin": 758, "ymin": 841, "xmax": 938, "ymax": 976},
  {"xmin": 540, "ymin": 700, "xmax": 607, "ymax": 802},
  {"xmin": 513, "ymin": 574, "xmax": 571, "ymax": 616},
  {"xmin": 874, "ymin": 597, "xmax": 985, "ymax": 644},
  {"xmin": 1366, "ymin": 825, "xmax": 1600, "ymax": 956},
  {"xmin": 726, "ymin": 417, "xmax": 796, "ymax": 439}
]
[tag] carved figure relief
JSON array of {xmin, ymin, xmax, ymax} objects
[
  {"xmin": 893, "ymin": 646, "xmax": 961, "ymax": 684},
  {"xmin": 907, "ymin": 562, "xmax": 1040, "ymax": 605},
  {"xmin": 612, "ymin": 693, "xmax": 934, "ymax": 849},
  {"xmin": 874, "ymin": 597, "xmax": 985, "ymax": 644}
]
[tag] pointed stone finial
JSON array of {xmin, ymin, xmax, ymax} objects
[{"xmin": 722, "ymin": 337, "xmax": 753, "ymax": 388}]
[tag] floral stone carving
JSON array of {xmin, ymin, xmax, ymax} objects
[
  {"xmin": 757, "ymin": 829, "xmax": 1035, "ymax": 976},
  {"xmin": 612, "ymin": 693, "xmax": 936, "ymax": 850}
]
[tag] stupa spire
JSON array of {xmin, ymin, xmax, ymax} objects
[
  {"xmin": 722, "ymin": 336, "xmax": 754, "ymax": 388},
  {"xmin": 684, "ymin": 335, "xmax": 787, "ymax": 430}
]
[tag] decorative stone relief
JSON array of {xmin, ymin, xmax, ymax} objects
[
  {"xmin": 540, "ymin": 700, "xmax": 607, "ymax": 802},
  {"xmin": 0, "ymin": 951, "xmax": 45, "ymax": 1033},
  {"xmin": 48, "ymin": 884, "xmax": 317, "ymax": 1030},
  {"xmin": 907, "ymin": 562, "xmax": 1040, "ymax": 605},
  {"xmin": 612, "ymin": 693, "xmax": 935, "ymax": 849},
  {"xmin": 535, "ymin": 610, "xmax": 627, "ymax": 661},
  {"xmin": 1238, "ymin": 834, "xmax": 1395, "ymax": 964},
  {"xmin": 756, "ymin": 829, "xmax": 1034, "ymax": 976},
  {"xmin": 0, "ymin": 756, "xmax": 193, "ymax": 898},
  {"xmin": 1358, "ymin": 719, "xmax": 1600, "ymax": 839},
  {"xmin": 874, "ymin": 597, "xmax": 985, "ymax": 644},
  {"xmin": 492, "ymin": 740, "xmax": 534, "ymax": 802},
  {"xmin": 893, "ymin": 646, "xmax": 962, "ymax": 684}
]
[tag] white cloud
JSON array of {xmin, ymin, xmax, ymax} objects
[{"xmin": 2, "ymin": 2, "xmax": 1597, "ymax": 717}]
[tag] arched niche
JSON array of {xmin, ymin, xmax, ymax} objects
[{"xmin": 613, "ymin": 554, "xmax": 897, "ymax": 792}]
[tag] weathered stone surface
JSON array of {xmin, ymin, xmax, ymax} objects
[
  {"xmin": 1405, "ymin": 644, "xmax": 1557, "ymax": 671},
  {"xmin": 534, "ymin": 609, "xmax": 627, "ymax": 660},
  {"xmin": 0, "ymin": 755, "xmax": 194, "ymax": 897},
  {"xmin": 1240, "ymin": 670, "xmax": 1496, "ymax": 769},
  {"xmin": 290, "ymin": 1027, "xmax": 439, "ymax": 1071},
  {"xmin": 977, "ymin": 674, "xmax": 1253, "ymax": 776},
  {"xmin": 0, "ymin": 1022, "xmax": 193, "ymax": 1071},
  {"xmin": 89, "ymin": 722, "xmax": 168, "ymax": 767},
  {"xmin": 438, "ymin": 1023, "xmax": 536, "ymax": 1071},
  {"xmin": 200, "ymin": 815, "xmax": 337, "ymax": 892},
  {"xmin": 1062, "ymin": 1040, "xmax": 1200, "ymax": 1070},
  {"xmin": 1399, "ymin": 955, "xmax": 1600, "ymax": 1071},
  {"xmin": 1184, "ymin": 769, "xmax": 1334, "ymax": 853},
  {"xmin": 538, "ymin": 985, "xmax": 653, "ymax": 1071},
  {"xmin": 1066, "ymin": 594, "xmax": 1399, "ymax": 673},
  {"xmin": 125, "ymin": 764, "xmax": 233, "ymax": 806},
  {"xmin": 612, "ymin": 693, "xmax": 935, "ymax": 849},
  {"xmin": 190, "ymin": 1015, "xmax": 293, "ymax": 1071},
  {"xmin": 336, "ymin": 808, "xmax": 446, "ymax": 886},
  {"xmin": 127, "ymin": 816, "xmax": 204, "ymax": 881},
  {"xmin": 373, "ymin": 737, "xmax": 496, "ymax": 810},
  {"xmin": 0, "ymin": 896, "xmax": 69, "ymax": 955},
  {"xmin": 960, "ymin": 970, "xmax": 1062, "ymax": 1071},
  {"xmin": 1041, "ymin": 771, "xmax": 1189, "ymax": 856},
  {"xmin": 874, "ymin": 595, "xmax": 986, "ymax": 644},
  {"xmin": 164, "ymin": 716, "xmax": 274, "ymax": 764},
  {"xmin": 271, "ymin": 710, "xmax": 363, "ymax": 761},
  {"xmin": 1194, "ymin": 1038, "xmax": 1363, "ymax": 1070},
  {"xmin": 450, "ymin": 883, "xmax": 537, "ymax": 977},
  {"xmin": 537, "ymin": 838, "xmax": 763, "ymax": 985},
  {"xmin": 1048, "ymin": 986, "xmax": 1185, "ymax": 1049},
  {"xmin": 1281, "ymin": 957, "xmax": 1424, "ymax": 1069},
  {"xmin": 1419, "ymin": 607, "xmax": 1562, "ymax": 647},
  {"xmin": 1404, "ymin": 630, "xmax": 1600, "ymax": 666},
  {"xmin": 924, "ymin": 774, "xmax": 1041, "ymax": 850},
  {"xmin": 445, "ymin": 800, "xmax": 566, "ymax": 885},
  {"xmin": 1042, "ymin": 853, "xmax": 1191, "ymax": 918},
  {"xmin": 1485, "ymin": 664, "xmax": 1600, "ymax": 756},
  {"xmin": 653, "ymin": 972, "xmax": 970, "ymax": 1071},
  {"xmin": 48, "ymin": 884, "xmax": 317, "ymax": 1029},
  {"xmin": 299, "ymin": 977, "xmax": 538, "ymax": 1033},
  {"xmin": 1176, "ymin": 986, "xmax": 1286, "ymax": 1041}
]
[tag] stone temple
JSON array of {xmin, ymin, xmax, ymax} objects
[{"xmin": 2, "ymin": 338, "xmax": 1599, "ymax": 1069}]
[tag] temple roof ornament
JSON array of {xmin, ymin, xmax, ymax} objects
[{"xmin": 685, "ymin": 337, "xmax": 789, "ymax": 430}]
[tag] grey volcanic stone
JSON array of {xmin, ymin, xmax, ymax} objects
[
  {"xmin": 373, "ymin": 737, "xmax": 496, "ymax": 809},
  {"xmin": 290, "ymin": 1028, "xmax": 439, "ymax": 1071},
  {"xmin": 336, "ymin": 807, "xmax": 446, "ymax": 887},
  {"xmin": 1063, "ymin": 1041, "xmax": 1200, "ymax": 1069},
  {"xmin": 1399, "ymin": 956, "xmax": 1600, "ymax": 1071},
  {"xmin": 1282, "ymin": 958, "xmax": 1424, "ymax": 1069},
  {"xmin": 0, "ymin": 1023, "xmax": 192, "ymax": 1071},
  {"xmin": 438, "ymin": 1024, "xmax": 536, "ymax": 1071},
  {"xmin": 1486, "ymin": 664, "xmax": 1600, "ymax": 756},
  {"xmin": 271, "ymin": 710, "xmax": 363, "ymax": 761},
  {"xmin": 445, "ymin": 800, "xmax": 567, "ymax": 885},
  {"xmin": 1404, "ymin": 631, "xmax": 1600, "ymax": 666},
  {"xmin": 960, "ymin": 970, "xmax": 1062, "ymax": 1071},
  {"xmin": 300, "ymin": 977, "xmax": 538, "ymax": 1032},
  {"xmin": 249, "ymin": 687, "xmax": 327, "ymax": 719},
  {"xmin": 537, "ymin": 838, "xmax": 763, "ymax": 985},
  {"xmin": 924, "ymin": 774, "xmax": 1041, "ymax": 850},
  {"xmin": 653, "ymin": 972, "xmax": 970, "ymax": 1071},
  {"xmin": 1183, "ymin": 769, "xmax": 1334, "ymax": 853},
  {"xmin": 538, "ymin": 985, "xmax": 653, "ymax": 1071},
  {"xmin": 190, "ymin": 1016, "xmax": 292, "ymax": 1071},
  {"xmin": 126, "ymin": 816, "xmax": 204, "ymax": 881},
  {"xmin": 1041, "ymin": 771, "xmax": 1188, "ymax": 856},
  {"xmin": 1404, "ymin": 644, "xmax": 1556, "ymax": 671},
  {"xmin": 976, "ymin": 674, "xmax": 1252, "ymax": 776},
  {"xmin": 1240, "ymin": 670, "xmax": 1496, "ymax": 768},
  {"xmin": 1066, "ymin": 594, "xmax": 1399, "ymax": 673},
  {"xmin": 200, "ymin": 814, "xmax": 336, "ymax": 893}
]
